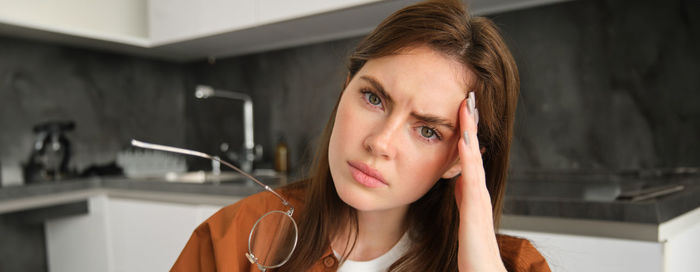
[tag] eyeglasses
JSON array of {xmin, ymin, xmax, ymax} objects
[{"xmin": 131, "ymin": 140, "xmax": 298, "ymax": 271}]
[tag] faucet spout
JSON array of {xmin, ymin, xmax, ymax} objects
[{"xmin": 195, "ymin": 85, "xmax": 259, "ymax": 173}]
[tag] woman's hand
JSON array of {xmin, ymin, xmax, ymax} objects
[{"xmin": 455, "ymin": 93, "xmax": 506, "ymax": 272}]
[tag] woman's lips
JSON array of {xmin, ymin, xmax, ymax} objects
[{"xmin": 347, "ymin": 161, "xmax": 387, "ymax": 188}]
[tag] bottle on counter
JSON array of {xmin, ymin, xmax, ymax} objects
[{"xmin": 274, "ymin": 135, "xmax": 289, "ymax": 174}]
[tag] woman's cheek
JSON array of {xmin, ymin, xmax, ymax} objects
[
  {"xmin": 337, "ymin": 108, "xmax": 361, "ymax": 141},
  {"xmin": 407, "ymin": 146, "xmax": 452, "ymax": 182}
]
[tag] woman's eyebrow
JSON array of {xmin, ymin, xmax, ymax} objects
[
  {"xmin": 360, "ymin": 75, "xmax": 394, "ymax": 106},
  {"xmin": 360, "ymin": 75, "xmax": 455, "ymax": 130},
  {"xmin": 411, "ymin": 112, "xmax": 455, "ymax": 130}
]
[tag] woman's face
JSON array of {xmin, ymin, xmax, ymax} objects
[{"xmin": 328, "ymin": 45, "xmax": 474, "ymax": 212}]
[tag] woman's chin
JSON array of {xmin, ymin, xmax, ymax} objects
[{"xmin": 334, "ymin": 183, "xmax": 382, "ymax": 211}]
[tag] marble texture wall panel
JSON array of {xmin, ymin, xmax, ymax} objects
[
  {"xmin": 186, "ymin": 38, "xmax": 360, "ymax": 175},
  {"xmin": 186, "ymin": 0, "xmax": 700, "ymax": 174},
  {"xmin": 502, "ymin": 0, "xmax": 700, "ymax": 172},
  {"xmin": 2, "ymin": 0, "xmax": 695, "ymax": 178},
  {"xmin": 0, "ymin": 37, "xmax": 186, "ymax": 177},
  {"xmin": 0, "ymin": 0, "xmax": 697, "ymax": 269}
]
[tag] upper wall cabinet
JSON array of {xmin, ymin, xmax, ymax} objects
[
  {"xmin": 0, "ymin": 0, "xmax": 569, "ymax": 62},
  {"xmin": 148, "ymin": 0, "xmax": 258, "ymax": 44},
  {"xmin": 0, "ymin": 0, "xmax": 149, "ymax": 45},
  {"xmin": 149, "ymin": 0, "xmax": 380, "ymax": 44}
]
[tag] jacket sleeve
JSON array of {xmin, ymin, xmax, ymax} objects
[{"xmin": 497, "ymin": 234, "xmax": 551, "ymax": 272}]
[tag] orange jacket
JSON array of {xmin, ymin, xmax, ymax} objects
[{"xmin": 172, "ymin": 187, "xmax": 550, "ymax": 271}]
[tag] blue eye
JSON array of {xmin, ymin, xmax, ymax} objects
[{"xmin": 365, "ymin": 92, "xmax": 382, "ymax": 106}]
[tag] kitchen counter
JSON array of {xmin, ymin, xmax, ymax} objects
[
  {"xmin": 0, "ymin": 177, "xmax": 268, "ymax": 214},
  {"xmin": 501, "ymin": 172, "xmax": 700, "ymax": 241},
  {"xmin": 504, "ymin": 174, "xmax": 700, "ymax": 224},
  {"xmin": 2, "ymin": 174, "xmax": 699, "ymax": 241}
]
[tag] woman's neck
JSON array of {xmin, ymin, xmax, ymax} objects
[{"xmin": 332, "ymin": 205, "xmax": 409, "ymax": 261}]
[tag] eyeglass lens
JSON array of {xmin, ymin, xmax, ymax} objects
[
  {"xmin": 129, "ymin": 140, "xmax": 299, "ymax": 270},
  {"xmin": 248, "ymin": 211, "xmax": 298, "ymax": 270}
]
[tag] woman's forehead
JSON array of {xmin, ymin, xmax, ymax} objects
[
  {"xmin": 360, "ymin": 45, "xmax": 474, "ymax": 95},
  {"xmin": 350, "ymin": 47, "xmax": 471, "ymax": 129},
  {"xmin": 357, "ymin": 46, "xmax": 472, "ymax": 103}
]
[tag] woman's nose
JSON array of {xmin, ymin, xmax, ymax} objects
[{"xmin": 363, "ymin": 118, "xmax": 400, "ymax": 159}]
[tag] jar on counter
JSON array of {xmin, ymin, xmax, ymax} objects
[{"xmin": 274, "ymin": 135, "xmax": 289, "ymax": 173}]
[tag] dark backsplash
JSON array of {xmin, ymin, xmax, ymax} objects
[
  {"xmin": 0, "ymin": 1, "xmax": 698, "ymax": 270},
  {"xmin": 0, "ymin": 37, "xmax": 187, "ymax": 173},
  {"xmin": 1, "ymin": 0, "xmax": 699, "ymax": 179},
  {"xmin": 503, "ymin": 0, "xmax": 700, "ymax": 172},
  {"xmin": 184, "ymin": 0, "xmax": 700, "ymax": 174}
]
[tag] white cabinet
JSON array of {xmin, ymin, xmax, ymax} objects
[
  {"xmin": 108, "ymin": 198, "xmax": 221, "ymax": 272},
  {"xmin": 0, "ymin": 0, "xmax": 148, "ymax": 45},
  {"xmin": 45, "ymin": 194, "xmax": 227, "ymax": 272},
  {"xmin": 256, "ymin": 0, "xmax": 380, "ymax": 25},
  {"xmin": 148, "ymin": 0, "xmax": 257, "ymax": 44},
  {"xmin": 148, "ymin": 0, "xmax": 381, "ymax": 44},
  {"xmin": 500, "ymin": 229, "xmax": 664, "ymax": 272},
  {"xmin": 45, "ymin": 195, "xmax": 112, "ymax": 272},
  {"xmin": 0, "ymin": 0, "xmax": 571, "ymax": 61},
  {"xmin": 500, "ymin": 207, "xmax": 700, "ymax": 272}
]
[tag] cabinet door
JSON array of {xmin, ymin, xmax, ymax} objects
[
  {"xmin": 45, "ymin": 195, "xmax": 225, "ymax": 272},
  {"xmin": 46, "ymin": 195, "xmax": 111, "ymax": 272},
  {"xmin": 108, "ymin": 198, "xmax": 222, "ymax": 272},
  {"xmin": 149, "ymin": 0, "xmax": 257, "ymax": 43},
  {"xmin": 257, "ymin": 0, "xmax": 380, "ymax": 24},
  {"xmin": 500, "ymin": 229, "xmax": 664, "ymax": 272},
  {"xmin": 0, "ymin": 0, "xmax": 147, "ymax": 39}
]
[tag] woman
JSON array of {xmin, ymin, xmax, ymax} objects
[{"xmin": 173, "ymin": 0, "xmax": 549, "ymax": 271}]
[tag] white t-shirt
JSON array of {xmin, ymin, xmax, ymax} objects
[{"xmin": 333, "ymin": 232, "xmax": 411, "ymax": 272}]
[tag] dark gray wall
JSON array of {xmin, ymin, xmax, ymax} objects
[
  {"xmin": 505, "ymin": 0, "xmax": 700, "ymax": 172},
  {"xmin": 185, "ymin": 38, "xmax": 358, "ymax": 174},
  {"xmin": 0, "ymin": 37, "xmax": 186, "ymax": 174},
  {"xmin": 0, "ymin": 0, "xmax": 699, "ymax": 270},
  {"xmin": 186, "ymin": 0, "xmax": 700, "ymax": 175},
  {"xmin": 2, "ymin": 0, "xmax": 697, "ymax": 180},
  {"xmin": 0, "ymin": 37, "xmax": 186, "ymax": 272}
]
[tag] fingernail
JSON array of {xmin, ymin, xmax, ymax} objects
[
  {"xmin": 463, "ymin": 131, "xmax": 470, "ymax": 146},
  {"xmin": 474, "ymin": 108, "xmax": 479, "ymax": 125},
  {"xmin": 467, "ymin": 92, "xmax": 475, "ymax": 115}
]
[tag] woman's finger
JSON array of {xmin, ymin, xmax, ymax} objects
[
  {"xmin": 455, "ymin": 92, "xmax": 505, "ymax": 271},
  {"xmin": 458, "ymin": 92, "xmax": 484, "ymax": 181},
  {"xmin": 455, "ymin": 92, "xmax": 488, "ymax": 207},
  {"xmin": 460, "ymin": 92, "xmax": 481, "ymax": 155}
]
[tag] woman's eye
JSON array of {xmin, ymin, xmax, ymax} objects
[
  {"xmin": 365, "ymin": 92, "xmax": 382, "ymax": 106},
  {"xmin": 420, "ymin": 127, "xmax": 436, "ymax": 139}
]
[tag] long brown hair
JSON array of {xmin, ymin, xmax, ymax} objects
[{"xmin": 279, "ymin": 0, "xmax": 519, "ymax": 271}]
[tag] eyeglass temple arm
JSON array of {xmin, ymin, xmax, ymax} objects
[{"xmin": 130, "ymin": 139, "xmax": 292, "ymax": 209}]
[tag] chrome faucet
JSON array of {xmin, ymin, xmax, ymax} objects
[{"xmin": 195, "ymin": 85, "xmax": 262, "ymax": 173}]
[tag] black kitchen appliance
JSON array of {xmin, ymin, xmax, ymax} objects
[{"xmin": 23, "ymin": 121, "xmax": 76, "ymax": 183}]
